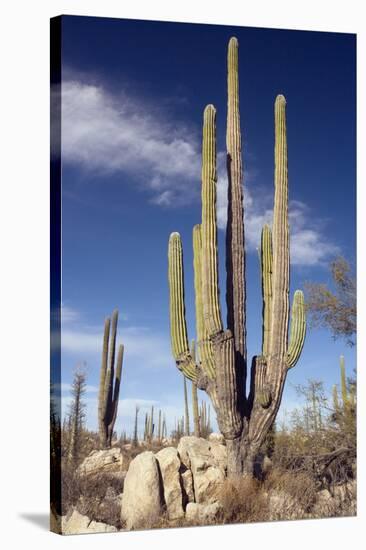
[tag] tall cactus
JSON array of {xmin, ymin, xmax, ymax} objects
[
  {"xmin": 98, "ymin": 309, "xmax": 124, "ymax": 448},
  {"xmin": 168, "ymin": 37, "xmax": 306, "ymax": 476},
  {"xmin": 191, "ymin": 341, "xmax": 201, "ymax": 437},
  {"xmin": 183, "ymin": 375, "xmax": 190, "ymax": 436},
  {"xmin": 133, "ymin": 405, "xmax": 139, "ymax": 447}
]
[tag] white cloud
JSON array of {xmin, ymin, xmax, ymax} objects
[
  {"xmin": 59, "ymin": 73, "xmax": 339, "ymax": 266},
  {"xmin": 62, "ymin": 325, "xmax": 172, "ymax": 370},
  {"xmin": 216, "ymin": 167, "xmax": 339, "ymax": 267},
  {"xmin": 60, "ymin": 79, "xmax": 201, "ymax": 206},
  {"xmin": 61, "ymin": 303, "xmax": 80, "ymax": 324}
]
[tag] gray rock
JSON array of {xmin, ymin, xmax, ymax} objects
[
  {"xmin": 181, "ymin": 469, "xmax": 195, "ymax": 504},
  {"xmin": 178, "ymin": 437, "xmax": 225, "ymax": 504},
  {"xmin": 185, "ymin": 502, "xmax": 223, "ymax": 524},
  {"xmin": 208, "ymin": 432, "xmax": 225, "ymax": 444},
  {"xmin": 121, "ymin": 451, "xmax": 164, "ymax": 530},
  {"xmin": 268, "ymin": 490, "xmax": 305, "ymax": 521},
  {"xmin": 156, "ymin": 447, "xmax": 184, "ymax": 519},
  {"xmin": 77, "ymin": 448, "xmax": 125, "ymax": 477},
  {"xmin": 62, "ymin": 509, "xmax": 117, "ymax": 535}
]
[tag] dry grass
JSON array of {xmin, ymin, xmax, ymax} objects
[
  {"xmin": 264, "ymin": 469, "xmax": 317, "ymax": 514},
  {"xmin": 216, "ymin": 476, "xmax": 269, "ymax": 524}
]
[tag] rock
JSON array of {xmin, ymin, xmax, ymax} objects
[
  {"xmin": 209, "ymin": 442, "xmax": 227, "ymax": 475},
  {"xmin": 178, "ymin": 437, "xmax": 225, "ymax": 504},
  {"xmin": 333, "ymin": 480, "xmax": 356, "ymax": 502},
  {"xmin": 185, "ymin": 502, "xmax": 223, "ymax": 524},
  {"xmin": 156, "ymin": 447, "xmax": 184, "ymax": 519},
  {"xmin": 181, "ymin": 469, "xmax": 194, "ymax": 504},
  {"xmin": 268, "ymin": 490, "xmax": 305, "ymax": 521},
  {"xmin": 121, "ymin": 451, "xmax": 164, "ymax": 530},
  {"xmin": 77, "ymin": 448, "xmax": 125, "ymax": 477},
  {"xmin": 208, "ymin": 432, "xmax": 225, "ymax": 444},
  {"xmin": 62, "ymin": 509, "xmax": 117, "ymax": 535},
  {"xmin": 318, "ymin": 488, "xmax": 332, "ymax": 503}
]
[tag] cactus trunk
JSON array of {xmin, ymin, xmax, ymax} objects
[
  {"xmin": 98, "ymin": 310, "xmax": 124, "ymax": 448},
  {"xmin": 168, "ymin": 38, "xmax": 306, "ymax": 476}
]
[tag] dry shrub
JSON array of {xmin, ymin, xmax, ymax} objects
[
  {"xmin": 60, "ymin": 460, "xmax": 80, "ymax": 515},
  {"xmin": 217, "ymin": 476, "xmax": 268, "ymax": 524},
  {"xmin": 313, "ymin": 481, "xmax": 356, "ymax": 519},
  {"xmin": 264, "ymin": 469, "xmax": 317, "ymax": 514},
  {"xmin": 76, "ymin": 472, "xmax": 124, "ymax": 529}
]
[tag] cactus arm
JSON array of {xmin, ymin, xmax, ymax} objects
[
  {"xmin": 98, "ymin": 317, "xmax": 111, "ymax": 432},
  {"xmin": 286, "ymin": 290, "xmax": 306, "ymax": 369},
  {"xmin": 190, "ymin": 339, "xmax": 201, "ymax": 437},
  {"xmin": 201, "ymin": 105, "xmax": 223, "ymax": 337},
  {"xmin": 168, "ymin": 232, "xmax": 197, "ymax": 381},
  {"xmin": 268, "ymin": 95, "xmax": 290, "ymax": 370},
  {"xmin": 225, "ymin": 36, "xmax": 247, "ymax": 383},
  {"xmin": 254, "ymin": 355, "xmax": 271, "ymax": 407},
  {"xmin": 332, "ymin": 384, "xmax": 339, "ymax": 413},
  {"xmin": 261, "ymin": 225, "xmax": 273, "ymax": 357},
  {"xmin": 105, "ymin": 309, "xmax": 119, "ymax": 419},
  {"xmin": 110, "ymin": 343, "xmax": 123, "ymax": 431},
  {"xmin": 183, "ymin": 375, "xmax": 190, "ymax": 435},
  {"xmin": 193, "ymin": 224, "xmax": 215, "ymax": 379}
]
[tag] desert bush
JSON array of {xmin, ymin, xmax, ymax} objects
[
  {"xmin": 76, "ymin": 472, "xmax": 124, "ymax": 529},
  {"xmin": 60, "ymin": 457, "xmax": 124, "ymax": 528},
  {"xmin": 264, "ymin": 469, "xmax": 317, "ymax": 513},
  {"xmin": 216, "ymin": 477, "xmax": 268, "ymax": 524}
]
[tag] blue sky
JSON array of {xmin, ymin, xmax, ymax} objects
[{"xmin": 57, "ymin": 16, "xmax": 356, "ymax": 436}]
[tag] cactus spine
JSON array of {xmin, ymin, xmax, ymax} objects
[
  {"xmin": 168, "ymin": 37, "xmax": 306, "ymax": 476},
  {"xmin": 98, "ymin": 309, "xmax": 124, "ymax": 448}
]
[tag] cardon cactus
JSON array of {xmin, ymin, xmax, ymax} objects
[
  {"xmin": 168, "ymin": 37, "xmax": 306, "ymax": 476},
  {"xmin": 98, "ymin": 309, "xmax": 124, "ymax": 448}
]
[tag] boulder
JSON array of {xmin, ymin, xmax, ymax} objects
[
  {"xmin": 178, "ymin": 437, "xmax": 225, "ymax": 504},
  {"xmin": 77, "ymin": 448, "xmax": 125, "ymax": 477},
  {"xmin": 62, "ymin": 509, "xmax": 117, "ymax": 535},
  {"xmin": 156, "ymin": 447, "xmax": 184, "ymax": 519},
  {"xmin": 268, "ymin": 490, "xmax": 305, "ymax": 521},
  {"xmin": 181, "ymin": 469, "xmax": 194, "ymax": 504},
  {"xmin": 209, "ymin": 442, "xmax": 227, "ymax": 475},
  {"xmin": 121, "ymin": 451, "xmax": 164, "ymax": 530},
  {"xmin": 208, "ymin": 432, "xmax": 225, "ymax": 444},
  {"xmin": 185, "ymin": 502, "xmax": 223, "ymax": 524}
]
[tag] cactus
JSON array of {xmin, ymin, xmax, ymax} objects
[
  {"xmin": 162, "ymin": 413, "xmax": 167, "ymax": 439},
  {"xmin": 183, "ymin": 375, "xmax": 190, "ymax": 435},
  {"xmin": 190, "ymin": 340, "xmax": 200, "ymax": 436},
  {"xmin": 340, "ymin": 355, "xmax": 348, "ymax": 408},
  {"xmin": 337, "ymin": 355, "xmax": 356, "ymax": 413},
  {"xmin": 168, "ymin": 37, "xmax": 306, "ymax": 476},
  {"xmin": 98, "ymin": 309, "xmax": 124, "ymax": 448},
  {"xmin": 133, "ymin": 405, "xmax": 139, "ymax": 447},
  {"xmin": 158, "ymin": 409, "xmax": 162, "ymax": 442}
]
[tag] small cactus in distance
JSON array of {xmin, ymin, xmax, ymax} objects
[{"xmin": 98, "ymin": 309, "xmax": 124, "ymax": 448}]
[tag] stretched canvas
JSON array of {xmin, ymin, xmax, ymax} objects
[{"xmin": 50, "ymin": 15, "xmax": 356, "ymax": 535}]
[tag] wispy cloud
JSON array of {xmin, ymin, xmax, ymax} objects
[
  {"xmin": 61, "ymin": 303, "xmax": 80, "ymax": 324},
  {"xmin": 59, "ymin": 73, "xmax": 339, "ymax": 266},
  {"xmin": 216, "ymin": 159, "xmax": 339, "ymax": 267},
  {"xmin": 60, "ymin": 78, "xmax": 201, "ymax": 206},
  {"xmin": 62, "ymin": 323, "xmax": 172, "ymax": 371}
]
